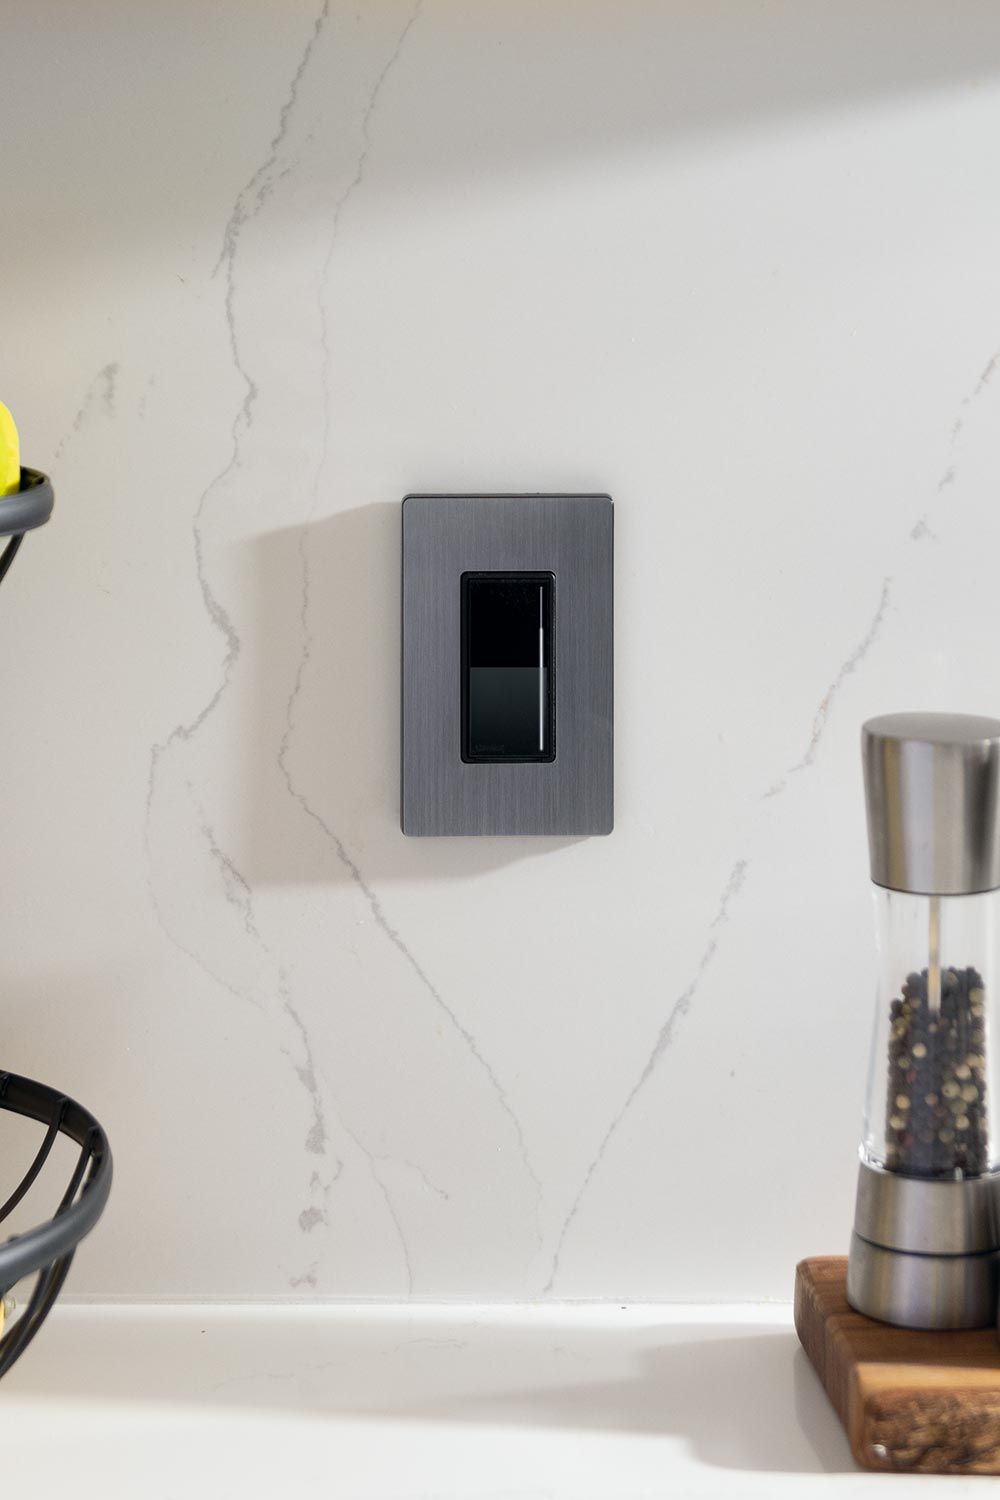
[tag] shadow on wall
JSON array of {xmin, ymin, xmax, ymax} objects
[
  {"xmin": 374, "ymin": 0, "xmax": 1000, "ymax": 193},
  {"xmin": 242, "ymin": 502, "xmax": 580, "ymax": 886},
  {"xmin": 9, "ymin": 0, "xmax": 1000, "ymax": 272}
]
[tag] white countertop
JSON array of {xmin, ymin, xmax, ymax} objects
[{"xmin": 0, "ymin": 1301, "xmax": 989, "ymax": 1498}]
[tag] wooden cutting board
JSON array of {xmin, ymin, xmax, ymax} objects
[{"xmin": 795, "ymin": 1256, "xmax": 1000, "ymax": 1473}]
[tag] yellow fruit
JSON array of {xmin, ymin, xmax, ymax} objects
[{"xmin": 0, "ymin": 401, "xmax": 20, "ymax": 497}]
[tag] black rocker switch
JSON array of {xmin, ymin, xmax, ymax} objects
[{"xmin": 461, "ymin": 572, "xmax": 555, "ymax": 763}]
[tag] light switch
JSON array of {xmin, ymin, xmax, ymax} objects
[
  {"xmin": 461, "ymin": 572, "xmax": 554, "ymax": 763},
  {"xmin": 401, "ymin": 493, "xmax": 613, "ymax": 836}
]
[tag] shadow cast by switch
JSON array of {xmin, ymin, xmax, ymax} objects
[{"xmin": 242, "ymin": 503, "xmax": 579, "ymax": 886}]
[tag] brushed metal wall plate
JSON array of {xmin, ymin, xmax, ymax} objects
[{"xmin": 401, "ymin": 494, "xmax": 613, "ymax": 836}]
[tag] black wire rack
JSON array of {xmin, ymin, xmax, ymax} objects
[
  {"xmin": 0, "ymin": 1075, "xmax": 112, "ymax": 1377},
  {"xmin": 0, "ymin": 467, "xmax": 113, "ymax": 1376},
  {"xmin": 0, "ymin": 467, "xmax": 53, "ymax": 581}
]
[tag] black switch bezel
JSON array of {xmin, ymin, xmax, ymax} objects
[{"xmin": 460, "ymin": 570, "xmax": 556, "ymax": 765}]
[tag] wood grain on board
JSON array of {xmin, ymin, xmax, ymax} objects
[{"xmin": 795, "ymin": 1256, "xmax": 1000, "ymax": 1473}]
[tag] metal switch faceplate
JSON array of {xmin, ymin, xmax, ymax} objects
[{"xmin": 401, "ymin": 494, "xmax": 613, "ymax": 836}]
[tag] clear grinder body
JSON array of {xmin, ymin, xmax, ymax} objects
[{"xmin": 862, "ymin": 886, "xmax": 997, "ymax": 1182}]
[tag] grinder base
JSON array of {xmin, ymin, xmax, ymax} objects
[{"xmin": 847, "ymin": 1230, "xmax": 998, "ymax": 1329}]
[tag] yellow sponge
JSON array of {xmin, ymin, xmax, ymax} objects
[{"xmin": 0, "ymin": 401, "xmax": 20, "ymax": 497}]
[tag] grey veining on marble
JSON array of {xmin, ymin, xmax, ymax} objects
[{"xmin": 2, "ymin": 0, "xmax": 1000, "ymax": 1302}]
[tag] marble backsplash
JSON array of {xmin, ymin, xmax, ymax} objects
[{"xmin": 2, "ymin": 0, "xmax": 1000, "ymax": 1298}]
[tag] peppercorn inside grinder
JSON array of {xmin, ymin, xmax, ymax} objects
[{"xmin": 847, "ymin": 713, "xmax": 1000, "ymax": 1330}]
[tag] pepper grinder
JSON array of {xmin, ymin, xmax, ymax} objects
[{"xmin": 847, "ymin": 712, "xmax": 1000, "ymax": 1329}]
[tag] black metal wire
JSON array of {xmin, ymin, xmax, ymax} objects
[
  {"xmin": 0, "ymin": 469, "xmax": 54, "ymax": 538},
  {"xmin": 0, "ymin": 533, "xmax": 24, "ymax": 587},
  {"xmin": 0, "ymin": 1253, "xmax": 75, "ymax": 1380},
  {"xmin": 58, "ymin": 1134, "xmax": 94, "ymax": 1215},
  {"xmin": 0, "ymin": 1073, "xmax": 112, "ymax": 1377},
  {"xmin": 0, "ymin": 1102, "xmax": 64, "ymax": 1223}
]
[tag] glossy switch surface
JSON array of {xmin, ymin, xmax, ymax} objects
[{"xmin": 461, "ymin": 572, "xmax": 554, "ymax": 763}]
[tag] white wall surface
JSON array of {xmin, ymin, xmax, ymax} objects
[{"xmin": 2, "ymin": 0, "xmax": 1000, "ymax": 1300}]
